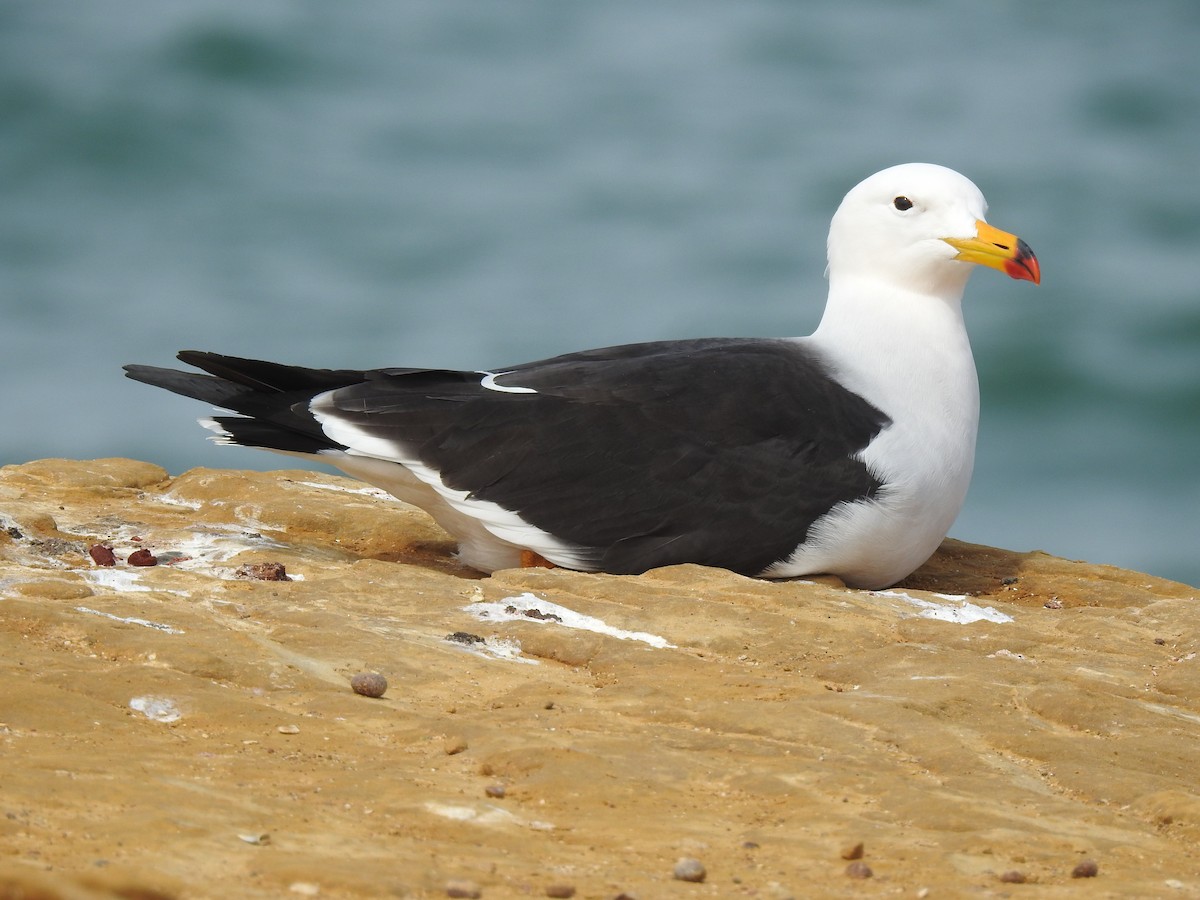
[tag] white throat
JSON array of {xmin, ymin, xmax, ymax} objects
[
  {"xmin": 774, "ymin": 274, "xmax": 980, "ymax": 587},
  {"xmin": 808, "ymin": 273, "xmax": 979, "ymax": 455}
]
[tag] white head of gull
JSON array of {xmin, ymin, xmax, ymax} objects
[{"xmin": 776, "ymin": 163, "xmax": 1040, "ymax": 586}]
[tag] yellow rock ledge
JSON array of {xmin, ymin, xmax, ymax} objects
[{"xmin": 0, "ymin": 458, "xmax": 1197, "ymax": 899}]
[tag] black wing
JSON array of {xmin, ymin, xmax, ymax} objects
[
  {"xmin": 126, "ymin": 341, "xmax": 889, "ymax": 575},
  {"xmin": 317, "ymin": 338, "xmax": 891, "ymax": 574}
]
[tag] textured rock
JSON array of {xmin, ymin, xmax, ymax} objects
[{"xmin": 0, "ymin": 457, "xmax": 1198, "ymax": 898}]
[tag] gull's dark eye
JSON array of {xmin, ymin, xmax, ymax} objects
[{"xmin": 893, "ymin": 196, "xmax": 913, "ymax": 211}]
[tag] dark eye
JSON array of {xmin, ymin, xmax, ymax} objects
[{"xmin": 893, "ymin": 196, "xmax": 913, "ymax": 211}]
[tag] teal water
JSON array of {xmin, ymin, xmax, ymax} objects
[{"xmin": 1, "ymin": 2, "xmax": 1197, "ymax": 586}]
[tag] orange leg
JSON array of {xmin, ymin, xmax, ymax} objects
[{"xmin": 520, "ymin": 549, "xmax": 556, "ymax": 569}]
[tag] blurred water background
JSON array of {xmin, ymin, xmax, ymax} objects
[{"xmin": 1, "ymin": 1, "xmax": 1197, "ymax": 586}]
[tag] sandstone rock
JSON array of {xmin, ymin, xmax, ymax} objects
[{"xmin": 0, "ymin": 457, "xmax": 1197, "ymax": 898}]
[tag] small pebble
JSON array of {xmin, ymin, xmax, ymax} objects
[
  {"xmin": 999, "ymin": 870, "xmax": 1027, "ymax": 883},
  {"xmin": 350, "ymin": 672, "xmax": 388, "ymax": 698},
  {"xmin": 484, "ymin": 784, "xmax": 506, "ymax": 799},
  {"xmin": 127, "ymin": 548, "xmax": 158, "ymax": 567},
  {"xmin": 277, "ymin": 724, "xmax": 301, "ymax": 735},
  {"xmin": 840, "ymin": 841, "xmax": 865, "ymax": 860},
  {"xmin": 445, "ymin": 879, "xmax": 482, "ymax": 899},
  {"xmin": 288, "ymin": 882, "xmax": 320, "ymax": 896},
  {"xmin": 1071, "ymin": 859, "xmax": 1099, "ymax": 879},
  {"xmin": 844, "ymin": 861, "xmax": 873, "ymax": 879},
  {"xmin": 235, "ymin": 561, "xmax": 290, "ymax": 581},
  {"xmin": 545, "ymin": 885, "xmax": 575, "ymax": 898},
  {"xmin": 237, "ymin": 832, "xmax": 271, "ymax": 845},
  {"xmin": 446, "ymin": 631, "xmax": 485, "ymax": 645},
  {"xmin": 673, "ymin": 857, "xmax": 706, "ymax": 883},
  {"xmin": 444, "ymin": 735, "xmax": 469, "ymax": 755},
  {"xmin": 88, "ymin": 544, "xmax": 117, "ymax": 566},
  {"xmin": 1154, "ymin": 637, "xmax": 1167, "ymax": 645},
  {"xmin": 742, "ymin": 840, "xmax": 760, "ymax": 850},
  {"xmin": 1044, "ymin": 598, "xmax": 1063, "ymax": 609}
]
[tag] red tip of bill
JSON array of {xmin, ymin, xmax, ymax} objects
[{"xmin": 1005, "ymin": 239, "xmax": 1041, "ymax": 284}]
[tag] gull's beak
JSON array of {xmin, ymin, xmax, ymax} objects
[{"xmin": 944, "ymin": 220, "xmax": 1040, "ymax": 284}]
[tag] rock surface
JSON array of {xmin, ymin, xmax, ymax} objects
[{"xmin": 0, "ymin": 457, "xmax": 1198, "ymax": 899}]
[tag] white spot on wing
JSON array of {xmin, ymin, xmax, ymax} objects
[{"xmin": 478, "ymin": 371, "xmax": 538, "ymax": 394}]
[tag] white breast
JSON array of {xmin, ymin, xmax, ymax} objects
[{"xmin": 765, "ymin": 278, "xmax": 980, "ymax": 588}]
